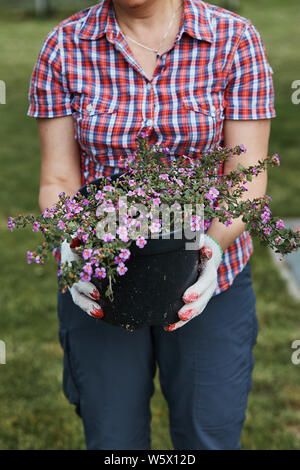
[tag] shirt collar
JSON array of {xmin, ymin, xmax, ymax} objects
[
  {"xmin": 78, "ymin": 0, "xmax": 116, "ymax": 41},
  {"xmin": 182, "ymin": 0, "xmax": 214, "ymax": 43},
  {"xmin": 79, "ymin": 0, "xmax": 214, "ymax": 44}
]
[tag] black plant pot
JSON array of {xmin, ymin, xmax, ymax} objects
[{"xmin": 78, "ymin": 176, "xmax": 200, "ymax": 331}]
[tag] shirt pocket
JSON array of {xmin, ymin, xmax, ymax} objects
[
  {"xmin": 72, "ymin": 96, "xmax": 120, "ymax": 159},
  {"xmin": 181, "ymin": 94, "xmax": 224, "ymax": 153}
]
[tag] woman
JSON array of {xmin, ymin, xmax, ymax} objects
[{"xmin": 28, "ymin": 0, "xmax": 275, "ymax": 450}]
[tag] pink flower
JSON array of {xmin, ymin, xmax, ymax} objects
[
  {"xmin": 272, "ymin": 154, "xmax": 280, "ymax": 167},
  {"xmin": 83, "ymin": 263, "xmax": 93, "ymax": 275},
  {"xmin": 224, "ymin": 219, "xmax": 233, "ymax": 227},
  {"xmin": 42, "ymin": 208, "xmax": 54, "ymax": 218},
  {"xmin": 136, "ymin": 236, "xmax": 147, "ymax": 248},
  {"xmin": 95, "ymin": 267, "xmax": 106, "ymax": 279},
  {"xmin": 27, "ymin": 251, "xmax": 33, "ymax": 264},
  {"xmin": 117, "ymin": 226, "xmax": 129, "ymax": 242},
  {"xmin": 102, "ymin": 233, "xmax": 115, "ymax": 242},
  {"xmin": 32, "ymin": 222, "xmax": 40, "ymax": 232},
  {"xmin": 151, "ymin": 197, "xmax": 160, "ymax": 207},
  {"xmin": 205, "ymin": 187, "xmax": 219, "ymax": 202},
  {"xmin": 57, "ymin": 220, "xmax": 65, "ymax": 230},
  {"xmin": 117, "ymin": 263, "xmax": 128, "ymax": 276},
  {"xmin": 276, "ymin": 219, "xmax": 285, "ymax": 230},
  {"xmin": 261, "ymin": 211, "xmax": 271, "ymax": 224},
  {"xmin": 82, "ymin": 248, "xmax": 93, "ymax": 260},
  {"xmin": 119, "ymin": 248, "xmax": 131, "ymax": 261},
  {"xmin": 80, "ymin": 272, "xmax": 91, "ymax": 282},
  {"xmin": 149, "ymin": 219, "xmax": 161, "ymax": 234},
  {"xmin": 95, "ymin": 191, "xmax": 104, "ymax": 201}
]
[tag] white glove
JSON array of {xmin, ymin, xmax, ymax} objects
[
  {"xmin": 61, "ymin": 240, "xmax": 103, "ymax": 318},
  {"xmin": 164, "ymin": 234, "xmax": 223, "ymax": 332}
]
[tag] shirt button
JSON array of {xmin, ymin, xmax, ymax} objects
[
  {"xmin": 147, "ymin": 119, "xmax": 153, "ymax": 127},
  {"xmin": 86, "ymin": 104, "xmax": 94, "ymax": 113}
]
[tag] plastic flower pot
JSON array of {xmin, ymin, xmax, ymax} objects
[{"xmin": 79, "ymin": 176, "xmax": 200, "ymax": 331}]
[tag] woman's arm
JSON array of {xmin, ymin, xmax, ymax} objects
[
  {"xmin": 38, "ymin": 116, "xmax": 82, "ymax": 211},
  {"xmin": 206, "ymin": 119, "xmax": 271, "ymax": 251},
  {"xmin": 38, "ymin": 115, "xmax": 103, "ymax": 317}
]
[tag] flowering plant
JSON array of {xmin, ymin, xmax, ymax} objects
[{"xmin": 9, "ymin": 136, "xmax": 300, "ymax": 298}]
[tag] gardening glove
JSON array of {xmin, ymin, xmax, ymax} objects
[
  {"xmin": 164, "ymin": 234, "xmax": 223, "ymax": 331},
  {"xmin": 61, "ymin": 240, "xmax": 103, "ymax": 319}
]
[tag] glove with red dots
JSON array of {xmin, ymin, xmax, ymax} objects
[
  {"xmin": 61, "ymin": 239, "xmax": 104, "ymax": 319},
  {"xmin": 164, "ymin": 234, "xmax": 223, "ymax": 332}
]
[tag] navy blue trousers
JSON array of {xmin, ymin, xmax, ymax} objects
[{"xmin": 57, "ymin": 262, "xmax": 258, "ymax": 450}]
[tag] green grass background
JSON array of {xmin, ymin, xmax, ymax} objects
[{"xmin": 0, "ymin": 0, "xmax": 300, "ymax": 449}]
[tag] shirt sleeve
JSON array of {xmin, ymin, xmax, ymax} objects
[
  {"xmin": 27, "ymin": 28, "xmax": 72, "ymax": 118},
  {"xmin": 225, "ymin": 22, "xmax": 276, "ymax": 120}
]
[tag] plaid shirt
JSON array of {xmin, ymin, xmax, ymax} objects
[{"xmin": 28, "ymin": 0, "xmax": 276, "ymax": 295}]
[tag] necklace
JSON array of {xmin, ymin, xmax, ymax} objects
[{"xmin": 124, "ymin": 2, "xmax": 183, "ymax": 59}]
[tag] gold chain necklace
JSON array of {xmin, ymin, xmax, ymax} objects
[{"xmin": 123, "ymin": 2, "xmax": 183, "ymax": 58}]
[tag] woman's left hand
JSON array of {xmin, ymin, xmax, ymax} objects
[{"xmin": 164, "ymin": 235, "xmax": 223, "ymax": 332}]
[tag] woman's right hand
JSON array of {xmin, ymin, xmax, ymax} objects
[{"xmin": 61, "ymin": 240, "xmax": 104, "ymax": 319}]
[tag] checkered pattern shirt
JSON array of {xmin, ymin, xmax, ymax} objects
[{"xmin": 28, "ymin": 0, "xmax": 276, "ymax": 295}]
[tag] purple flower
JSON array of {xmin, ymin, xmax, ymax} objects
[
  {"xmin": 82, "ymin": 248, "xmax": 92, "ymax": 260},
  {"xmin": 57, "ymin": 269, "xmax": 62, "ymax": 277},
  {"xmin": 205, "ymin": 187, "xmax": 219, "ymax": 201},
  {"xmin": 263, "ymin": 227, "xmax": 272, "ymax": 235},
  {"xmin": 102, "ymin": 232, "xmax": 115, "ymax": 242},
  {"xmin": 272, "ymin": 154, "xmax": 280, "ymax": 167},
  {"xmin": 261, "ymin": 211, "xmax": 271, "ymax": 224},
  {"xmin": 7, "ymin": 217, "xmax": 16, "ymax": 232},
  {"xmin": 119, "ymin": 248, "xmax": 131, "ymax": 261},
  {"xmin": 42, "ymin": 208, "xmax": 54, "ymax": 218},
  {"xmin": 27, "ymin": 251, "xmax": 33, "ymax": 264},
  {"xmin": 159, "ymin": 174, "xmax": 169, "ymax": 181},
  {"xmin": 204, "ymin": 220, "xmax": 211, "ymax": 231},
  {"xmin": 276, "ymin": 219, "xmax": 285, "ymax": 230},
  {"xmin": 80, "ymin": 271, "xmax": 91, "ymax": 282},
  {"xmin": 149, "ymin": 220, "xmax": 161, "ymax": 234},
  {"xmin": 32, "ymin": 222, "xmax": 40, "ymax": 232},
  {"xmin": 95, "ymin": 191, "xmax": 104, "ymax": 201},
  {"xmin": 95, "ymin": 267, "xmax": 106, "ymax": 279},
  {"xmin": 57, "ymin": 220, "xmax": 65, "ymax": 230},
  {"xmin": 136, "ymin": 236, "xmax": 147, "ymax": 248},
  {"xmin": 90, "ymin": 257, "xmax": 99, "ymax": 267},
  {"xmin": 103, "ymin": 185, "xmax": 114, "ymax": 192},
  {"xmin": 81, "ymin": 233, "xmax": 90, "ymax": 243},
  {"xmin": 152, "ymin": 198, "xmax": 161, "ymax": 206},
  {"xmin": 224, "ymin": 219, "xmax": 233, "ymax": 227},
  {"xmin": 275, "ymin": 236, "xmax": 283, "ymax": 244},
  {"xmin": 117, "ymin": 226, "xmax": 129, "ymax": 242},
  {"xmin": 117, "ymin": 263, "xmax": 128, "ymax": 276},
  {"xmin": 35, "ymin": 256, "xmax": 41, "ymax": 264},
  {"xmin": 83, "ymin": 263, "xmax": 93, "ymax": 275}
]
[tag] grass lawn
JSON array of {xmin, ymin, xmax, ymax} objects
[{"xmin": 0, "ymin": 0, "xmax": 299, "ymax": 450}]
